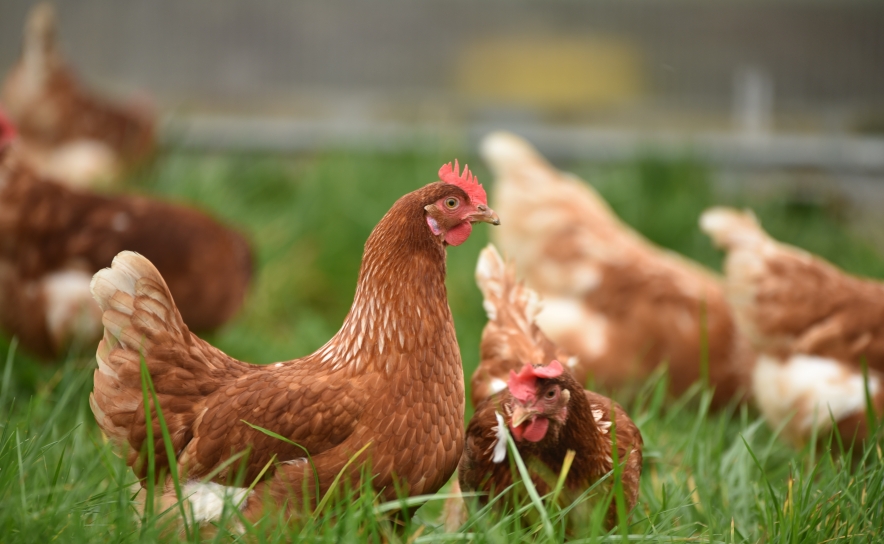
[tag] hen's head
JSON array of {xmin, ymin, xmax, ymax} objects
[
  {"xmin": 507, "ymin": 361, "xmax": 573, "ymax": 443},
  {"xmin": 425, "ymin": 160, "xmax": 499, "ymax": 246}
]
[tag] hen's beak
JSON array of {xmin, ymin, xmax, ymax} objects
[
  {"xmin": 510, "ymin": 404, "xmax": 537, "ymax": 427},
  {"xmin": 470, "ymin": 204, "xmax": 501, "ymax": 225}
]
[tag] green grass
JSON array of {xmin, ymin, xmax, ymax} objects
[{"xmin": 1, "ymin": 150, "xmax": 883, "ymax": 542}]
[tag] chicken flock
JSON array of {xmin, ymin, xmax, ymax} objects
[{"xmin": 2, "ymin": 2, "xmax": 883, "ymax": 534}]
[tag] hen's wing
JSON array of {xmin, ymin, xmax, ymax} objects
[
  {"xmin": 90, "ymin": 252, "xmax": 365, "ymax": 483},
  {"xmin": 482, "ymin": 132, "xmax": 753, "ymax": 404},
  {"xmin": 583, "ymin": 390, "xmax": 643, "ymax": 513},
  {"xmin": 472, "ymin": 244, "xmax": 571, "ymax": 406}
]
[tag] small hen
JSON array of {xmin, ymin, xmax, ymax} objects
[
  {"xmin": 0, "ymin": 110, "xmax": 251, "ymax": 359},
  {"xmin": 483, "ymin": 131, "xmax": 754, "ymax": 406},
  {"xmin": 455, "ymin": 246, "xmax": 642, "ymax": 530},
  {"xmin": 701, "ymin": 207, "xmax": 884, "ymax": 444},
  {"xmin": 2, "ymin": 3, "xmax": 155, "ymax": 188},
  {"xmin": 89, "ymin": 162, "xmax": 499, "ymax": 523},
  {"xmin": 471, "ymin": 244, "xmax": 572, "ymax": 407}
]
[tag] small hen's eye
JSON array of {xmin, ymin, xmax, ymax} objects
[
  {"xmin": 546, "ymin": 389, "xmax": 556, "ymax": 399},
  {"xmin": 444, "ymin": 198, "xmax": 459, "ymax": 209}
]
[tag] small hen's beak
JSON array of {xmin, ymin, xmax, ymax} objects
[
  {"xmin": 470, "ymin": 204, "xmax": 500, "ymax": 225},
  {"xmin": 510, "ymin": 404, "xmax": 537, "ymax": 427}
]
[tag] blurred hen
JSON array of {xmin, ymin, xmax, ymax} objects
[
  {"xmin": 482, "ymin": 132, "xmax": 754, "ymax": 406},
  {"xmin": 702, "ymin": 207, "xmax": 884, "ymax": 444},
  {"xmin": 0, "ymin": 110, "xmax": 251, "ymax": 359},
  {"xmin": 1, "ymin": 3, "xmax": 155, "ymax": 188}
]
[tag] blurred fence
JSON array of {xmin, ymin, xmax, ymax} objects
[
  {"xmin": 173, "ymin": 116, "xmax": 884, "ymax": 175},
  {"xmin": 2, "ymin": 0, "xmax": 883, "ymax": 134}
]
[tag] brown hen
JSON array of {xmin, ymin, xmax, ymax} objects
[
  {"xmin": 89, "ymin": 162, "xmax": 499, "ymax": 524},
  {"xmin": 471, "ymin": 244, "xmax": 571, "ymax": 407},
  {"xmin": 1, "ymin": 3, "xmax": 155, "ymax": 188},
  {"xmin": 446, "ymin": 245, "xmax": 642, "ymax": 532},
  {"xmin": 483, "ymin": 131, "xmax": 754, "ymax": 407},
  {"xmin": 701, "ymin": 207, "xmax": 884, "ymax": 445},
  {"xmin": 459, "ymin": 367, "xmax": 643, "ymax": 530},
  {"xmin": 0, "ymin": 113, "xmax": 251, "ymax": 359}
]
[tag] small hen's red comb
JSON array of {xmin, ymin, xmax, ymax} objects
[
  {"xmin": 507, "ymin": 361, "xmax": 564, "ymax": 403},
  {"xmin": 0, "ymin": 108, "xmax": 16, "ymax": 149},
  {"xmin": 439, "ymin": 160, "xmax": 487, "ymax": 206}
]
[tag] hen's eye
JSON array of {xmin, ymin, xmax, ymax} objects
[
  {"xmin": 546, "ymin": 389, "xmax": 556, "ymax": 399},
  {"xmin": 445, "ymin": 198, "xmax": 459, "ymax": 209}
]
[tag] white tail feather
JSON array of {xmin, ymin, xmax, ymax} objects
[
  {"xmin": 700, "ymin": 207, "xmax": 767, "ymax": 250},
  {"xmin": 480, "ymin": 131, "xmax": 550, "ymax": 179},
  {"xmin": 475, "ymin": 244, "xmax": 542, "ymax": 328}
]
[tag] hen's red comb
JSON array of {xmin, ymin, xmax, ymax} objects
[
  {"xmin": 0, "ymin": 108, "xmax": 16, "ymax": 149},
  {"xmin": 507, "ymin": 360, "xmax": 564, "ymax": 403},
  {"xmin": 439, "ymin": 160, "xmax": 487, "ymax": 206}
]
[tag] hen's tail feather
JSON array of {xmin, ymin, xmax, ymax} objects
[
  {"xmin": 89, "ymin": 251, "xmax": 198, "ymax": 458},
  {"xmin": 480, "ymin": 131, "xmax": 552, "ymax": 179},
  {"xmin": 23, "ymin": 3, "xmax": 57, "ymax": 75},
  {"xmin": 476, "ymin": 244, "xmax": 542, "ymax": 328},
  {"xmin": 700, "ymin": 207, "xmax": 768, "ymax": 250}
]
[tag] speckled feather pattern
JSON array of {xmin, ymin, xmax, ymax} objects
[
  {"xmin": 0, "ymin": 145, "xmax": 252, "ymax": 358},
  {"xmin": 89, "ymin": 182, "xmax": 470, "ymax": 520}
]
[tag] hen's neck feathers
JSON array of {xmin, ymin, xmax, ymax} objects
[{"xmin": 307, "ymin": 183, "xmax": 459, "ymax": 375}]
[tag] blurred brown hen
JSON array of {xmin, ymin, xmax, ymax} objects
[
  {"xmin": 1, "ymin": 3, "xmax": 155, "ymax": 188},
  {"xmin": 0, "ymin": 113, "xmax": 251, "ymax": 359},
  {"xmin": 449, "ymin": 246, "xmax": 642, "ymax": 531},
  {"xmin": 88, "ymin": 162, "xmax": 499, "ymax": 524},
  {"xmin": 701, "ymin": 207, "xmax": 884, "ymax": 444},
  {"xmin": 482, "ymin": 131, "xmax": 754, "ymax": 406}
]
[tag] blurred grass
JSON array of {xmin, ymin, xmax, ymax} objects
[{"xmin": 1, "ymin": 149, "xmax": 884, "ymax": 542}]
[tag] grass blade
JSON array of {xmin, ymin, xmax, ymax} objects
[
  {"xmin": 504, "ymin": 426, "xmax": 556, "ymax": 541},
  {"xmin": 140, "ymin": 357, "xmax": 191, "ymax": 538}
]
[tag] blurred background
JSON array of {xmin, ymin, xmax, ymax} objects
[{"xmin": 1, "ymin": 0, "xmax": 884, "ymax": 385}]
